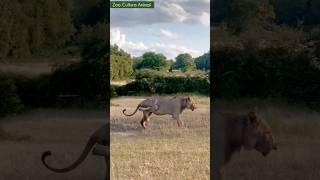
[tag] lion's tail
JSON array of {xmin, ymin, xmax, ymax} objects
[
  {"xmin": 41, "ymin": 136, "xmax": 96, "ymax": 173},
  {"xmin": 122, "ymin": 104, "xmax": 141, "ymax": 116}
]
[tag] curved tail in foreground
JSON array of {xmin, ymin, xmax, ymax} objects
[{"xmin": 41, "ymin": 135, "xmax": 96, "ymax": 173}]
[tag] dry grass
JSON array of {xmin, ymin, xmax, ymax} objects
[
  {"xmin": 110, "ymin": 96, "xmax": 210, "ymax": 180},
  {"xmin": 0, "ymin": 108, "xmax": 106, "ymax": 180},
  {"xmin": 110, "ymin": 80, "xmax": 134, "ymax": 86},
  {"xmin": 215, "ymin": 99, "xmax": 320, "ymax": 180}
]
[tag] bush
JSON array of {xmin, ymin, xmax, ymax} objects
[
  {"xmin": 110, "ymin": 86, "xmax": 118, "ymax": 98},
  {"xmin": 11, "ymin": 59, "xmax": 106, "ymax": 108},
  {"xmin": 213, "ymin": 47, "xmax": 320, "ymax": 109},
  {"xmin": 14, "ymin": 75, "xmax": 53, "ymax": 107},
  {"xmin": 134, "ymin": 69, "xmax": 169, "ymax": 79},
  {"xmin": 0, "ymin": 76, "xmax": 23, "ymax": 116},
  {"xmin": 49, "ymin": 60, "xmax": 106, "ymax": 107},
  {"xmin": 116, "ymin": 76, "xmax": 210, "ymax": 96}
]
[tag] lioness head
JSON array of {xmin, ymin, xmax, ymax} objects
[
  {"xmin": 182, "ymin": 96, "xmax": 196, "ymax": 111},
  {"xmin": 243, "ymin": 112, "xmax": 277, "ymax": 156}
]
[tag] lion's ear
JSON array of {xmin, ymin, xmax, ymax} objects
[
  {"xmin": 181, "ymin": 98, "xmax": 187, "ymax": 106},
  {"xmin": 187, "ymin": 96, "xmax": 191, "ymax": 100},
  {"xmin": 248, "ymin": 112, "xmax": 258, "ymax": 125}
]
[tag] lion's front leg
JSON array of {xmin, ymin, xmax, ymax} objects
[{"xmin": 172, "ymin": 115, "xmax": 183, "ymax": 127}]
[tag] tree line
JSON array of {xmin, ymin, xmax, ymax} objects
[
  {"xmin": 110, "ymin": 44, "xmax": 210, "ymax": 80},
  {"xmin": 0, "ymin": 0, "xmax": 108, "ymax": 116},
  {"xmin": 213, "ymin": 0, "xmax": 320, "ymax": 109},
  {"xmin": 0, "ymin": 0, "xmax": 106, "ymax": 59},
  {"xmin": 214, "ymin": 0, "xmax": 320, "ymax": 31}
]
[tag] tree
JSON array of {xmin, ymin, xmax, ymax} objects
[
  {"xmin": 0, "ymin": 0, "xmax": 12, "ymax": 59},
  {"xmin": 132, "ymin": 56, "xmax": 143, "ymax": 70},
  {"xmin": 226, "ymin": 0, "xmax": 276, "ymax": 32},
  {"xmin": 0, "ymin": 0, "xmax": 75, "ymax": 58},
  {"xmin": 195, "ymin": 52, "xmax": 210, "ymax": 71},
  {"xmin": 174, "ymin": 53, "xmax": 196, "ymax": 72},
  {"xmin": 110, "ymin": 44, "xmax": 133, "ymax": 80},
  {"xmin": 71, "ymin": 0, "xmax": 106, "ymax": 28},
  {"xmin": 168, "ymin": 59, "xmax": 174, "ymax": 72},
  {"xmin": 136, "ymin": 52, "xmax": 169, "ymax": 71}
]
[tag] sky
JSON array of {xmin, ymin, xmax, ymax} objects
[{"xmin": 110, "ymin": 0, "xmax": 210, "ymax": 60}]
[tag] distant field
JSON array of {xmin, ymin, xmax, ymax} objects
[
  {"xmin": 0, "ymin": 57, "xmax": 80, "ymax": 77},
  {"xmin": 110, "ymin": 80, "xmax": 133, "ymax": 86},
  {"xmin": 215, "ymin": 99, "xmax": 320, "ymax": 180},
  {"xmin": 110, "ymin": 96, "xmax": 210, "ymax": 180}
]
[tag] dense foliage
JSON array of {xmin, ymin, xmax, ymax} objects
[
  {"xmin": 0, "ymin": 0, "xmax": 107, "ymax": 59},
  {"xmin": 0, "ymin": 0, "xmax": 108, "ymax": 114},
  {"xmin": 213, "ymin": 0, "xmax": 320, "ymax": 109},
  {"xmin": 0, "ymin": 76, "xmax": 23, "ymax": 116},
  {"xmin": 213, "ymin": 0, "xmax": 320, "ymax": 30},
  {"xmin": 0, "ymin": 0, "xmax": 74, "ymax": 59},
  {"xmin": 113, "ymin": 76, "xmax": 209, "ymax": 97},
  {"xmin": 195, "ymin": 52, "xmax": 210, "ymax": 71},
  {"xmin": 111, "ymin": 45, "xmax": 210, "ymax": 80},
  {"xmin": 174, "ymin": 53, "xmax": 196, "ymax": 72},
  {"xmin": 110, "ymin": 45, "xmax": 133, "ymax": 80},
  {"xmin": 135, "ymin": 52, "xmax": 170, "ymax": 71}
]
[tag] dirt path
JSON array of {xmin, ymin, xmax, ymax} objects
[{"xmin": 0, "ymin": 108, "xmax": 107, "ymax": 180}]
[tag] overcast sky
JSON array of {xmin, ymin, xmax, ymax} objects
[{"xmin": 110, "ymin": 0, "xmax": 210, "ymax": 60}]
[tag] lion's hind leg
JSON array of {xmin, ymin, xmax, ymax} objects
[
  {"xmin": 140, "ymin": 116, "xmax": 147, "ymax": 129},
  {"xmin": 140, "ymin": 111, "xmax": 152, "ymax": 129}
]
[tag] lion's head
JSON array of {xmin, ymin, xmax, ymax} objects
[
  {"xmin": 182, "ymin": 96, "xmax": 196, "ymax": 111},
  {"xmin": 243, "ymin": 112, "xmax": 277, "ymax": 156}
]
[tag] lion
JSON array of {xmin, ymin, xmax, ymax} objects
[
  {"xmin": 122, "ymin": 96, "xmax": 196, "ymax": 129},
  {"xmin": 41, "ymin": 124, "xmax": 108, "ymax": 173},
  {"xmin": 214, "ymin": 111, "xmax": 277, "ymax": 180}
]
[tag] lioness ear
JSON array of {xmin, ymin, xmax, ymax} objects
[
  {"xmin": 181, "ymin": 98, "xmax": 187, "ymax": 106},
  {"xmin": 248, "ymin": 111, "xmax": 258, "ymax": 124},
  {"xmin": 187, "ymin": 96, "xmax": 191, "ymax": 100}
]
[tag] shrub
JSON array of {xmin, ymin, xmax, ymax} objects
[
  {"xmin": 134, "ymin": 69, "xmax": 169, "ymax": 79},
  {"xmin": 49, "ymin": 60, "xmax": 106, "ymax": 107},
  {"xmin": 0, "ymin": 76, "xmax": 23, "ymax": 116},
  {"xmin": 115, "ymin": 76, "xmax": 210, "ymax": 96},
  {"xmin": 110, "ymin": 86, "xmax": 118, "ymax": 98},
  {"xmin": 13, "ymin": 59, "xmax": 106, "ymax": 108},
  {"xmin": 14, "ymin": 75, "xmax": 52, "ymax": 107},
  {"xmin": 213, "ymin": 47, "xmax": 320, "ymax": 109}
]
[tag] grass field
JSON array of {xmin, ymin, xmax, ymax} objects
[
  {"xmin": 1, "ymin": 95, "xmax": 320, "ymax": 180},
  {"xmin": 110, "ymin": 96, "xmax": 210, "ymax": 180},
  {"xmin": 215, "ymin": 98, "xmax": 320, "ymax": 180}
]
